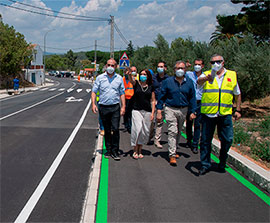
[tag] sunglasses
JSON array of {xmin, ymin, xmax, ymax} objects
[{"xmin": 210, "ymin": 60, "xmax": 223, "ymax": 65}]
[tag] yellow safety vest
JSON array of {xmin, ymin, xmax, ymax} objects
[
  {"xmin": 201, "ymin": 69, "xmax": 237, "ymax": 115},
  {"xmin": 96, "ymin": 91, "xmax": 100, "ymax": 102}
]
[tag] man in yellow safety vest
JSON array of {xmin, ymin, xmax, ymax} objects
[{"xmin": 197, "ymin": 54, "xmax": 242, "ymax": 175}]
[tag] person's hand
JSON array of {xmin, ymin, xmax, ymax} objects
[
  {"xmin": 234, "ymin": 111, "xmax": 241, "ymax": 120},
  {"xmin": 150, "ymin": 113, "xmax": 154, "ymax": 121},
  {"xmin": 189, "ymin": 113, "xmax": 196, "ymax": 120},
  {"xmin": 120, "ymin": 106, "xmax": 125, "ymax": 116},
  {"xmin": 156, "ymin": 110, "xmax": 162, "ymax": 122},
  {"xmin": 92, "ymin": 104, "xmax": 98, "ymax": 114}
]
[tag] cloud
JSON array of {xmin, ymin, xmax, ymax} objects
[{"xmin": 0, "ymin": 0, "xmax": 244, "ymax": 53}]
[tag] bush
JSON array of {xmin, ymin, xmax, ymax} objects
[{"xmin": 250, "ymin": 140, "xmax": 270, "ymax": 162}]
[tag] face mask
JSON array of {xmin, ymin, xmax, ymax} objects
[
  {"xmin": 157, "ymin": 67, "xmax": 164, "ymax": 74},
  {"xmin": 212, "ymin": 62, "xmax": 222, "ymax": 72},
  {"xmin": 194, "ymin": 65, "xmax": 202, "ymax": 72},
  {"xmin": 140, "ymin": 75, "xmax": 147, "ymax": 82},
  {"xmin": 131, "ymin": 71, "xmax": 136, "ymax": 76},
  {"xmin": 106, "ymin": 66, "xmax": 115, "ymax": 74},
  {"xmin": 175, "ymin": 69, "xmax": 185, "ymax": 77}
]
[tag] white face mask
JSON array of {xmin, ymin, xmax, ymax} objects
[
  {"xmin": 194, "ymin": 65, "xmax": 202, "ymax": 72},
  {"xmin": 106, "ymin": 66, "xmax": 115, "ymax": 74},
  {"xmin": 212, "ymin": 62, "xmax": 222, "ymax": 72},
  {"xmin": 131, "ymin": 71, "xmax": 136, "ymax": 76},
  {"xmin": 175, "ymin": 69, "xmax": 185, "ymax": 77}
]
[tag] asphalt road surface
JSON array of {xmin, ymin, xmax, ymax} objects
[{"xmin": 1, "ymin": 77, "xmax": 98, "ymax": 222}]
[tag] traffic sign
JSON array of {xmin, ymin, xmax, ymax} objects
[
  {"xmin": 119, "ymin": 52, "xmax": 129, "ymax": 69},
  {"xmin": 120, "ymin": 52, "xmax": 129, "ymax": 60}
]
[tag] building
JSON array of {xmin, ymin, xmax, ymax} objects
[{"xmin": 24, "ymin": 44, "xmax": 45, "ymax": 85}]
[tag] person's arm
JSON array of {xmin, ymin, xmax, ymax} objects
[
  {"xmin": 151, "ymin": 92, "xmax": 156, "ymax": 121},
  {"xmin": 127, "ymin": 70, "xmax": 136, "ymax": 86},
  {"xmin": 156, "ymin": 81, "xmax": 167, "ymax": 122},
  {"xmin": 234, "ymin": 94, "xmax": 242, "ymax": 120},
  {"xmin": 120, "ymin": 94, "xmax": 126, "ymax": 116},
  {"xmin": 189, "ymin": 81, "xmax": 197, "ymax": 120},
  {"xmin": 91, "ymin": 92, "xmax": 98, "ymax": 113}
]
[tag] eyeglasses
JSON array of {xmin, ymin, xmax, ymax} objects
[
  {"xmin": 210, "ymin": 60, "xmax": 223, "ymax": 65},
  {"xmin": 176, "ymin": 67, "xmax": 185, "ymax": 70},
  {"xmin": 107, "ymin": 64, "xmax": 115, "ymax": 67}
]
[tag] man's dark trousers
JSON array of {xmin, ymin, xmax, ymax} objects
[
  {"xmin": 186, "ymin": 101, "xmax": 201, "ymax": 148},
  {"xmin": 99, "ymin": 104, "xmax": 120, "ymax": 153},
  {"xmin": 200, "ymin": 114, "xmax": 233, "ymax": 169}
]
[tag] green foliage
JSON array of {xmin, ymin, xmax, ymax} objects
[
  {"xmin": 126, "ymin": 41, "xmax": 135, "ymax": 58},
  {"xmin": 250, "ymin": 140, "xmax": 270, "ymax": 162},
  {"xmin": 0, "ymin": 21, "xmax": 32, "ymax": 87},
  {"xmin": 211, "ymin": 0, "xmax": 270, "ymax": 44},
  {"xmin": 233, "ymin": 121, "xmax": 251, "ymax": 144}
]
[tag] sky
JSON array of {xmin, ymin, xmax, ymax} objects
[{"xmin": 0, "ymin": 0, "xmax": 244, "ymax": 54}]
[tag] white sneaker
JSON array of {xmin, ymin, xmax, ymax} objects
[{"xmin": 154, "ymin": 140, "xmax": 162, "ymax": 149}]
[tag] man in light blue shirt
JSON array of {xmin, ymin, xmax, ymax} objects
[
  {"xmin": 185, "ymin": 59, "xmax": 205, "ymax": 154},
  {"xmin": 91, "ymin": 58, "xmax": 126, "ymax": 160}
]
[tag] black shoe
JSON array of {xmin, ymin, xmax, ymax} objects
[
  {"xmin": 191, "ymin": 147, "xmax": 198, "ymax": 154},
  {"xmin": 127, "ymin": 128, "xmax": 131, "ymax": 134},
  {"xmin": 218, "ymin": 164, "xmax": 226, "ymax": 173},
  {"xmin": 111, "ymin": 151, "xmax": 121, "ymax": 161},
  {"xmin": 185, "ymin": 142, "xmax": 192, "ymax": 148},
  {"xmin": 104, "ymin": 151, "xmax": 111, "ymax": 158},
  {"xmin": 198, "ymin": 167, "xmax": 209, "ymax": 175}
]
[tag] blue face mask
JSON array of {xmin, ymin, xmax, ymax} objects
[{"xmin": 140, "ymin": 75, "xmax": 147, "ymax": 82}]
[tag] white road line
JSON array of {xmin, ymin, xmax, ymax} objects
[
  {"xmin": 67, "ymin": 88, "xmax": 74, "ymax": 93},
  {"xmin": 86, "ymin": 89, "xmax": 91, "ymax": 93},
  {"xmin": 48, "ymin": 88, "xmax": 57, "ymax": 91},
  {"xmin": 77, "ymin": 89, "xmax": 82, "ymax": 93},
  {"xmin": 14, "ymin": 97, "xmax": 92, "ymax": 223},
  {"xmin": 0, "ymin": 92, "xmax": 64, "ymax": 121},
  {"xmin": 58, "ymin": 88, "xmax": 65, "ymax": 91},
  {"xmin": 40, "ymin": 88, "xmax": 49, "ymax": 91}
]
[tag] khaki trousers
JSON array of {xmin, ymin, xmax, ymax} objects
[{"xmin": 165, "ymin": 106, "xmax": 188, "ymax": 157}]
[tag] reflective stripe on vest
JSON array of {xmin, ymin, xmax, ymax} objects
[
  {"xmin": 201, "ymin": 69, "xmax": 237, "ymax": 115},
  {"xmin": 123, "ymin": 77, "xmax": 134, "ymax": 99}
]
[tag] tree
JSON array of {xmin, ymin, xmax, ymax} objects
[
  {"xmin": 211, "ymin": 0, "xmax": 270, "ymax": 44},
  {"xmin": 0, "ymin": 21, "xmax": 32, "ymax": 88},
  {"xmin": 126, "ymin": 41, "xmax": 135, "ymax": 58},
  {"xmin": 65, "ymin": 49, "xmax": 77, "ymax": 69}
]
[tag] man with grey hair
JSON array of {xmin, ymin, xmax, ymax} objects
[
  {"xmin": 197, "ymin": 54, "xmax": 242, "ymax": 175},
  {"xmin": 156, "ymin": 60, "xmax": 197, "ymax": 166}
]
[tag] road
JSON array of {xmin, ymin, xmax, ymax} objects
[{"xmin": 1, "ymin": 77, "xmax": 98, "ymax": 222}]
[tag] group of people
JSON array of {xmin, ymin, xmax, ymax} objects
[{"xmin": 91, "ymin": 54, "xmax": 242, "ymax": 175}]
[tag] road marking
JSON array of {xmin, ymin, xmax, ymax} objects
[
  {"xmin": 0, "ymin": 92, "xmax": 64, "ymax": 121},
  {"xmin": 14, "ymin": 97, "xmax": 92, "ymax": 223},
  {"xmin": 48, "ymin": 88, "xmax": 57, "ymax": 91},
  {"xmin": 40, "ymin": 88, "xmax": 48, "ymax": 91},
  {"xmin": 77, "ymin": 89, "xmax": 83, "ymax": 93},
  {"xmin": 58, "ymin": 88, "xmax": 65, "ymax": 91},
  {"xmin": 66, "ymin": 96, "xmax": 83, "ymax": 102},
  {"xmin": 86, "ymin": 89, "xmax": 91, "ymax": 93},
  {"xmin": 67, "ymin": 88, "xmax": 74, "ymax": 93}
]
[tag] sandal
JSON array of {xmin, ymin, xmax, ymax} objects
[
  {"xmin": 133, "ymin": 152, "xmax": 138, "ymax": 159},
  {"xmin": 138, "ymin": 154, "xmax": 144, "ymax": 159}
]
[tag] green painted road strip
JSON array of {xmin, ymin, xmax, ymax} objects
[
  {"xmin": 181, "ymin": 132, "xmax": 270, "ymax": 206},
  {"xmin": 96, "ymin": 141, "xmax": 108, "ymax": 223},
  {"xmin": 96, "ymin": 129, "xmax": 269, "ymax": 222}
]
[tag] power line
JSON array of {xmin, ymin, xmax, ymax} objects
[
  {"xmin": 0, "ymin": 2, "xmax": 110, "ymax": 22},
  {"xmin": 7, "ymin": 0, "xmax": 110, "ymax": 21},
  {"xmin": 114, "ymin": 22, "xmax": 130, "ymax": 46}
]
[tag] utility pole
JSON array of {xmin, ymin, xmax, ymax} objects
[
  {"xmin": 94, "ymin": 40, "xmax": 97, "ymax": 75},
  {"xmin": 110, "ymin": 15, "xmax": 114, "ymax": 59}
]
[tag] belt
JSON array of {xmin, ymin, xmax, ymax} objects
[{"xmin": 99, "ymin": 103, "xmax": 119, "ymax": 108}]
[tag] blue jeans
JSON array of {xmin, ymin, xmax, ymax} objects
[
  {"xmin": 186, "ymin": 101, "xmax": 201, "ymax": 148},
  {"xmin": 200, "ymin": 114, "xmax": 233, "ymax": 169}
]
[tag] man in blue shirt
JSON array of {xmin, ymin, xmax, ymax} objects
[
  {"xmin": 185, "ymin": 59, "xmax": 205, "ymax": 154},
  {"xmin": 91, "ymin": 58, "xmax": 126, "ymax": 161},
  {"xmin": 156, "ymin": 61, "xmax": 196, "ymax": 166},
  {"xmin": 149, "ymin": 61, "xmax": 169, "ymax": 148}
]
